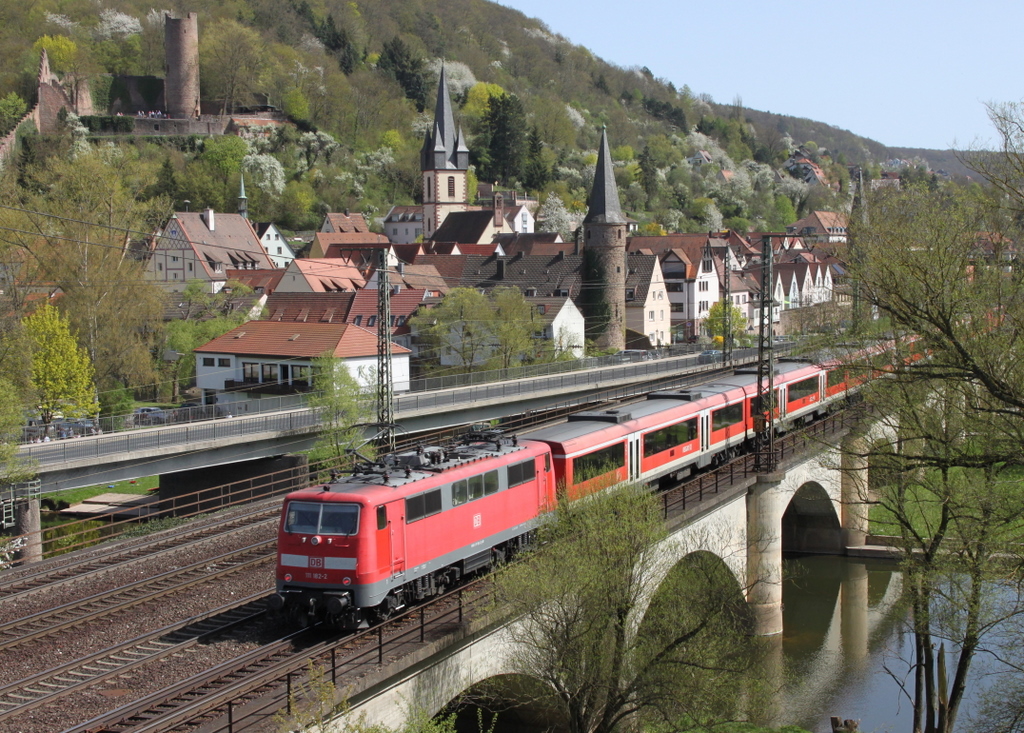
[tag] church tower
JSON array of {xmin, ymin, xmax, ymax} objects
[
  {"xmin": 420, "ymin": 66, "xmax": 470, "ymax": 238},
  {"xmin": 582, "ymin": 127, "xmax": 628, "ymax": 351}
]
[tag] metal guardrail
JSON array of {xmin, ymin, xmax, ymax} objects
[{"xmin": 18, "ymin": 349, "xmax": 769, "ymax": 469}]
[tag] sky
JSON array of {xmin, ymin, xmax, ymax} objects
[{"xmin": 497, "ymin": 0, "xmax": 1021, "ymax": 151}]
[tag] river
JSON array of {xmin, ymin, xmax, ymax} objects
[{"xmin": 779, "ymin": 555, "xmax": 1014, "ymax": 733}]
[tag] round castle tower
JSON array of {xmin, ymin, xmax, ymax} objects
[
  {"xmin": 164, "ymin": 13, "xmax": 200, "ymax": 119},
  {"xmin": 582, "ymin": 127, "xmax": 628, "ymax": 351}
]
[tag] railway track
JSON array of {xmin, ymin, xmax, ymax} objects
[
  {"xmin": 64, "ymin": 581, "xmax": 492, "ymax": 733},
  {"xmin": 0, "ymin": 503, "xmax": 280, "ymax": 603},
  {"xmin": 0, "ymin": 541, "xmax": 275, "ymax": 652},
  {"xmin": 0, "ymin": 592, "xmax": 271, "ymax": 722}
]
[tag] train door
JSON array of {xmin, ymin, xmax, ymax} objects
[
  {"xmin": 628, "ymin": 434, "xmax": 642, "ymax": 482},
  {"xmin": 384, "ymin": 499, "xmax": 406, "ymax": 579},
  {"xmin": 537, "ymin": 452, "xmax": 553, "ymax": 507},
  {"xmin": 700, "ymin": 411, "xmax": 711, "ymax": 453}
]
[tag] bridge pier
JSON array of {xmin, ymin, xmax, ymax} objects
[
  {"xmin": 746, "ymin": 472, "xmax": 786, "ymax": 636},
  {"xmin": 840, "ymin": 435, "xmax": 871, "ymax": 548}
]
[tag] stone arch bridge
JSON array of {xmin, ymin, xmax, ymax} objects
[{"xmin": 327, "ymin": 418, "xmax": 893, "ymax": 731}]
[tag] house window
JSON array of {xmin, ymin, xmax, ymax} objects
[
  {"xmin": 188, "ymin": 263, "xmax": 193, "ymax": 271},
  {"xmin": 218, "ymin": 358, "xmax": 231, "ymax": 367},
  {"xmin": 262, "ymin": 363, "xmax": 279, "ymax": 382},
  {"xmin": 393, "ymin": 228, "xmax": 399, "ymax": 235},
  {"xmin": 292, "ymin": 365, "xmax": 311, "ymax": 386},
  {"xmin": 649, "ymin": 310, "xmax": 655, "ymax": 321},
  {"xmin": 171, "ymin": 256, "xmax": 179, "ymax": 262},
  {"xmin": 427, "ymin": 178, "xmax": 432, "ymax": 199},
  {"xmin": 243, "ymin": 362, "xmax": 259, "ymax": 382},
  {"xmin": 157, "ymin": 263, "xmax": 163, "ymax": 271},
  {"xmin": 353, "ymin": 315, "xmax": 362, "ymax": 326},
  {"xmin": 172, "ymin": 272, "xmax": 178, "ymax": 279},
  {"xmin": 367, "ymin": 315, "xmax": 376, "ymax": 327},
  {"xmin": 699, "ymin": 281, "xmax": 708, "ymax": 292},
  {"xmin": 277, "ymin": 247, "xmax": 282, "ymax": 254},
  {"xmin": 448, "ymin": 176, "xmax": 455, "ymax": 197},
  {"xmin": 202, "ymin": 357, "xmax": 215, "ymax": 367}
]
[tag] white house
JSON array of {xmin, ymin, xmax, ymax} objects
[
  {"xmin": 255, "ymin": 222, "xmax": 296, "ymax": 269},
  {"xmin": 527, "ymin": 297, "xmax": 585, "ymax": 358},
  {"xmin": 194, "ymin": 321, "xmax": 410, "ymax": 408}
]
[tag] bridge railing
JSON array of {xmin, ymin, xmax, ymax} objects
[{"xmin": 19, "ymin": 351, "xmax": 764, "ymax": 466}]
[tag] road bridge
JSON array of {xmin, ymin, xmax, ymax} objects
[{"xmin": 20, "ymin": 351, "xmax": 762, "ymax": 493}]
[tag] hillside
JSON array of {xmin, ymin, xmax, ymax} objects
[{"xmin": 0, "ymin": 0, "xmax": 974, "ymax": 232}]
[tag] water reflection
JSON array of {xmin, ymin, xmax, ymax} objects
[{"xmin": 780, "ymin": 555, "xmax": 910, "ymax": 733}]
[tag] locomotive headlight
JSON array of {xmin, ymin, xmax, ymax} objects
[
  {"xmin": 284, "ymin": 573, "xmax": 293, "ymax": 582},
  {"xmin": 311, "ymin": 535, "xmax": 322, "ymax": 546},
  {"xmin": 342, "ymin": 577, "xmax": 351, "ymax": 585}
]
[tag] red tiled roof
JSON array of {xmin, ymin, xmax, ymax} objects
[
  {"xmin": 225, "ymin": 269, "xmax": 285, "ymax": 293},
  {"xmin": 263, "ymin": 292, "xmax": 356, "ymax": 323},
  {"xmin": 196, "ymin": 321, "xmax": 409, "ymax": 358},
  {"xmin": 160, "ymin": 212, "xmax": 274, "ymax": 277},
  {"xmin": 323, "ymin": 212, "xmax": 370, "ymax": 233}
]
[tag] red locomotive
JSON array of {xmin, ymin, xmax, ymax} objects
[{"xmin": 271, "ymin": 358, "xmax": 852, "ymax": 628}]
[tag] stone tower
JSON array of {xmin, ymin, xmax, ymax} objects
[
  {"xmin": 164, "ymin": 12, "xmax": 200, "ymax": 119},
  {"xmin": 420, "ymin": 66, "xmax": 470, "ymax": 238},
  {"xmin": 582, "ymin": 127, "xmax": 628, "ymax": 351}
]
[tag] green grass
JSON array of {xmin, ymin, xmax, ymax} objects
[{"xmin": 42, "ymin": 476, "xmax": 158, "ymax": 508}]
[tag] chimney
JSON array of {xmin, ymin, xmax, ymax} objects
[
  {"xmin": 397, "ymin": 262, "xmax": 405, "ymax": 275},
  {"xmin": 494, "ymin": 193, "xmax": 504, "ymax": 229},
  {"xmin": 204, "ymin": 208, "xmax": 215, "ymax": 231},
  {"xmin": 496, "ymin": 258, "xmax": 505, "ymax": 280}
]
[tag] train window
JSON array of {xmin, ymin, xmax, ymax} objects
[
  {"xmin": 484, "ymin": 470, "xmax": 499, "ymax": 495},
  {"xmin": 452, "ymin": 480, "xmax": 468, "ymax": 506},
  {"xmin": 469, "ymin": 474, "xmax": 485, "ymax": 500},
  {"xmin": 643, "ymin": 418, "xmax": 698, "ymax": 458},
  {"xmin": 711, "ymin": 403, "xmax": 743, "ymax": 431},
  {"xmin": 285, "ymin": 502, "xmax": 320, "ymax": 534},
  {"xmin": 827, "ymin": 369, "xmax": 845, "ymax": 388},
  {"xmin": 320, "ymin": 504, "xmax": 359, "ymax": 535},
  {"xmin": 407, "ymin": 489, "xmax": 443, "ymax": 522},
  {"xmin": 377, "ymin": 505, "xmax": 387, "ymax": 530},
  {"xmin": 573, "ymin": 443, "xmax": 625, "ymax": 484},
  {"xmin": 545, "ymin": 453, "xmax": 551, "ymax": 473},
  {"xmin": 788, "ymin": 376, "xmax": 819, "ymax": 402},
  {"xmin": 285, "ymin": 501, "xmax": 359, "ymax": 535},
  {"xmin": 508, "ymin": 460, "xmax": 535, "ymax": 486}
]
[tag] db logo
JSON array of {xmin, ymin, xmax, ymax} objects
[
  {"xmin": 309, "ymin": 557, "xmax": 324, "ymax": 569},
  {"xmin": 473, "ymin": 514, "xmax": 482, "ymax": 528}
]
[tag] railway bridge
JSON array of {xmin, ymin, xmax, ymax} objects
[{"xmin": 310, "ymin": 414, "xmax": 893, "ymax": 730}]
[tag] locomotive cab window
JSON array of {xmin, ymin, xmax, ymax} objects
[
  {"xmin": 376, "ymin": 505, "xmax": 387, "ymax": 530},
  {"xmin": 285, "ymin": 501, "xmax": 359, "ymax": 535}
]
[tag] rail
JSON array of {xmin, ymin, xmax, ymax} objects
[{"xmin": 75, "ymin": 405, "xmax": 860, "ymax": 733}]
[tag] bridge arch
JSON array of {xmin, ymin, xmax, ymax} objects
[{"xmin": 782, "ymin": 481, "xmax": 842, "ymax": 554}]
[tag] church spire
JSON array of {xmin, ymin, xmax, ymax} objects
[
  {"xmin": 237, "ymin": 174, "xmax": 248, "ymax": 219},
  {"xmin": 584, "ymin": 126, "xmax": 626, "ymax": 225},
  {"xmin": 420, "ymin": 64, "xmax": 466, "ymax": 172}
]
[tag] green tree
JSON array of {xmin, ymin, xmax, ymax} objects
[
  {"xmin": 200, "ymin": 18, "xmax": 270, "ymax": 114},
  {"xmin": 704, "ymin": 300, "xmax": 747, "ymax": 348},
  {"xmin": 489, "ymin": 286, "xmax": 533, "ymax": 369},
  {"xmin": 847, "ymin": 182, "xmax": 1024, "ymax": 733},
  {"xmin": 479, "ymin": 93, "xmax": 527, "ymax": 185},
  {"xmin": 0, "ymin": 378, "xmax": 33, "ymax": 486},
  {"xmin": 307, "ymin": 353, "xmax": 371, "ymax": 477},
  {"xmin": 200, "ymin": 135, "xmax": 250, "ymax": 180},
  {"xmin": 378, "ymin": 36, "xmax": 426, "ymax": 112},
  {"xmin": 24, "ymin": 304, "xmax": 96, "ymax": 426},
  {"xmin": 522, "ymin": 126, "xmax": 550, "ymax": 192},
  {"xmin": 0, "ymin": 92, "xmax": 26, "ymax": 137},
  {"xmin": 410, "ymin": 288, "xmax": 494, "ymax": 374},
  {"xmin": 495, "ymin": 484, "xmax": 760, "ymax": 733}
]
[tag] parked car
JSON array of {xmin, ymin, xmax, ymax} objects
[
  {"xmin": 698, "ymin": 349, "xmax": 724, "ymax": 364},
  {"xmin": 132, "ymin": 406, "xmax": 167, "ymax": 426}
]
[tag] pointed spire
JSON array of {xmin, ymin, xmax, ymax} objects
[
  {"xmin": 584, "ymin": 126, "xmax": 626, "ymax": 225},
  {"xmin": 237, "ymin": 173, "xmax": 248, "ymax": 219},
  {"xmin": 421, "ymin": 64, "xmax": 467, "ymax": 171}
]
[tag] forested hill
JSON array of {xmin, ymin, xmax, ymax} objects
[{"xmin": 0, "ymin": 0, "xmax": 967, "ymax": 231}]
